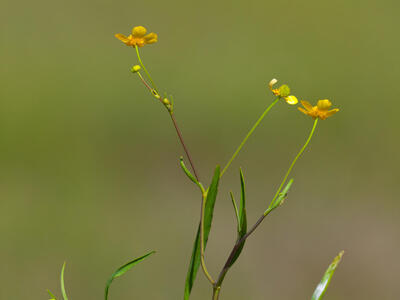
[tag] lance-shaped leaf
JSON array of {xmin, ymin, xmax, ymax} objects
[
  {"xmin": 311, "ymin": 251, "xmax": 344, "ymax": 300},
  {"xmin": 180, "ymin": 156, "xmax": 198, "ymax": 185},
  {"xmin": 179, "ymin": 157, "xmax": 204, "ymax": 192},
  {"xmin": 47, "ymin": 289, "xmax": 57, "ymax": 300},
  {"xmin": 184, "ymin": 165, "xmax": 220, "ymax": 300},
  {"xmin": 60, "ymin": 262, "xmax": 68, "ymax": 300},
  {"xmin": 105, "ymin": 251, "xmax": 155, "ymax": 300},
  {"xmin": 228, "ymin": 168, "xmax": 247, "ymax": 267}
]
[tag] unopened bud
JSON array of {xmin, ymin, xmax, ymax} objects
[
  {"xmin": 151, "ymin": 90, "xmax": 161, "ymax": 99},
  {"xmin": 269, "ymin": 78, "xmax": 278, "ymax": 89},
  {"xmin": 131, "ymin": 65, "xmax": 141, "ymax": 73},
  {"xmin": 162, "ymin": 98, "xmax": 171, "ymax": 105},
  {"xmin": 278, "ymin": 84, "xmax": 291, "ymax": 97}
]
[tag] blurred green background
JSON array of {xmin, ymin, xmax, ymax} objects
[{"xmin": 1, "ymin": 0, "xmax": 399, "ymax": 299}]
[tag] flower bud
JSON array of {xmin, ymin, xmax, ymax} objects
[
  {"xmin": 131, "ymin": 65, "xmax": 141, "ymax": 73},
  {"xmin": 162, "ymin": 98, "xmax": 171, "ymax": 105},
  {"xmin": 151, "ymin": 90, "xmax": 161, "ymax": 99},
  {"xmin": 278, "ymin": 84, "xmax": 291, "ymax": 97},
  {"xmin": 269, "ymin": 78, "xmax": 278, "ymax": 89}
]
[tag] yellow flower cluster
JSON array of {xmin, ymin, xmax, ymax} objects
[
  {"xmin": 269, "ymin": 79, "xmax": 339, "ymax": 120},
  {"xmin": 114, "ymin": 27, "xmax": 340, "ymax": 121},
  {"xmin": 115, "ymin": 26, "xmax": 157, "ymax": 47},
  {"xmin": 298, "ymin": 99, "xmax": 339, "ymax": 120},
  {"xmin": 269, "ymin": 79, "xmax": 298, "ymax": 105}
]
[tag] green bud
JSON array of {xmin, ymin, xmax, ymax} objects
[
  {"xmin": 162, "ymin": 98, "xmax": 171, "ymax": 105},
  {"xmin": 278, "ymin": 84, "xmax": 290, "ymax": 97},
  {"xmin": 131, "ymin": 65, "xmax": 141, "ymax": 73}
]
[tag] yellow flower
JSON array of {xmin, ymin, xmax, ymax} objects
[
  {"xmin": 268, "ymin": 78, "xmax": 298, "ymax": 105},
  {"xmin": 298, "ymin": 99, "xmax": 339, "ymax": 120},
  {"xmin": 115, "ymin": 26, "xmax": 158, "ymax": 47}
]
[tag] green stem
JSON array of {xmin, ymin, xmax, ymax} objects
[
  {"xmin": 213, "ymin": 119, "xmax": 319, "ymax": 296},
  {"xmin": 212, "ymin": 286, "xmax": 220, "ymax": 300},
  {"xmin": 200, "ymin": 192, "xmax": 216, "ymax": 285},
  {"xmin": 134, "ymin": 71, "xmax": 200, "ymax": 182},
  {"xmin": 265, "ymin": 118, "xmax": 318, "ymax": 215},
  {"xmin": 220, "ymin": 97, "xmax": 280, "ymax": 178},
  {"xmin": 135, "ymin": 45, "xmax": 159, "ymax": 92}
]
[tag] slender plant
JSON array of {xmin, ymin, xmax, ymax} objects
[{"xmin": 48, "ymin": 25, "xmax": 343, "ymax": 300}]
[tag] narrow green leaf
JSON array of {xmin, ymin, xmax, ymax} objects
[
  {"xmin": 229, "ymin": 191, "xmax": 240, "ymax": 232},
  {"xmin": 105, "ymin": 251, "xmax": 155, "ymax": 300},
  {"xmin": 180, "ymin": 156, "xmax": 198, "ymax": 185},
  {"xmin": 238, "ymin": 168, "xmax": 247, "ymax": 235},
  {"xmin": 180, "ymin": 157, "xmax": 204, "ymax": 192},
  {"xmin": 228, "ymin": 168, "xmax": 247, "ymax": 267},
  {"xmin": 184, "ymin": 165, "xmax": 220, "ymax": 300},
  {"xmin": 47, "ymin": 289, "xmax": 57, "ymax": 300},
  {"xmin": 60, "ymin": 262, "xmax": 68, "ymax": 300},
  {"xmin": 311, "ymin": 251, "xmax": 344, "ymax": 300}
]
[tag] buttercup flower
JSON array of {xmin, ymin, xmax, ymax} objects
[
  {"xmin": 115, "ymin": 26, "xmax": 158, "ymax": 47},
  {"xmin": 298, "ymin": 99, "xmax": 339, "ymax": 120},
  {"xmin": 268, "ymin": 79, "xmax": 298, "ymax": 105}
]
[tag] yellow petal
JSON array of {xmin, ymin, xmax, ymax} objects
[
  {"xmin": 115, "ymin": 33, "xmax": 130, "ymax": 44},
  {"xmin": 144, "ymin": 33, "xmax": 158, "ymax": 44},
  {"xmin": 317, "ymin": 99, "xmax": 332, "ymax": 111},
  {"xmin": 298, "ymin": 107, "xmax": 309, "ymax": 115},
  {"xmin": 325, "ymin": 108, "xmax": 339, "ymax": 118},
  {"xmin": 132, "ymin": 26, "xmax": 147, "ymax": 37},
  {"xmin": 300, "ymin": 100, "xmax": 313, "ymax": 111},
  {"xmin": 284, "ymin": 95, "xmax": 298, "ymax": 105}
]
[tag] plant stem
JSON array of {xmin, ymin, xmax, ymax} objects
[
  {"xmin": 213, "ymin": 119, "xmax": 319, "ymax": 296},
  {"xmin": 135, "ymin": 72, "xmax": 201, "ymax": 182},
  {"xmin": 200, "ymin": 192, "xmax": 216, "ymax": 285},
  {"xmin": 169, "ymin": 112, "xmax": 201, "ymax": 182},
  {"xmin": 220, "ymin": 97, "xmax": 280, "ymax": 178},
  {"xmin": 265, "ymin": 118, "xmax": 318, "ymax": 214},
  {"xmin": 135, "ymin": 46, "xmax": 159, "ymax": 92},
  {"xmin": 212, "ymin": 286, "xmax": 221, "ymax": 300}
]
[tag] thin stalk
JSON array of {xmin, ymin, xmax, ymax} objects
[
  {"xmin": 213, "ymin": 119, "xmax": 319, "ymax": 296},
  {"xmin": 169, "ymin": 113, "xmax": 201, "ymax": 182},
  {"xmin": 265, "ymin": 118, "xmax": 318, "ymax": 214},
  {"xmin": 135, "ymin": 46, "xmax": 159, "ymax": 92},
  {"xmin": 135, "ymin": 72, "xmax": 200, "ymax": 182},
  {"xmin": 200, "ymin": 192, "xmax": 216, "ymax": 285},
  {"xmin": 212, "ymin": 286, "xmax": 221, "ymax": 300},
  {"xmin": 220, "ymin": 97, "xmax": 280, "ymax": 178}
]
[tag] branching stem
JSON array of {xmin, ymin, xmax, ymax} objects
[{"xmin": 213, "ymin": 119, "xmax": 319, "ymax": 299}]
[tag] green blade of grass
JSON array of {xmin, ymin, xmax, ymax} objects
[
  {"xmin": 311, "ymin": 251, "xmax": 344, "ymax": 300},
  {"xmin": 60, "ymin": 262, "xmax": 68, "ymax": 300},
  {"xmin": 47, "ymin": 289, "xmax": 57, "ymax": 300},
  {"xmin": 105, "ymin": 251, "xmax": 155, "ymax": 300}
]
